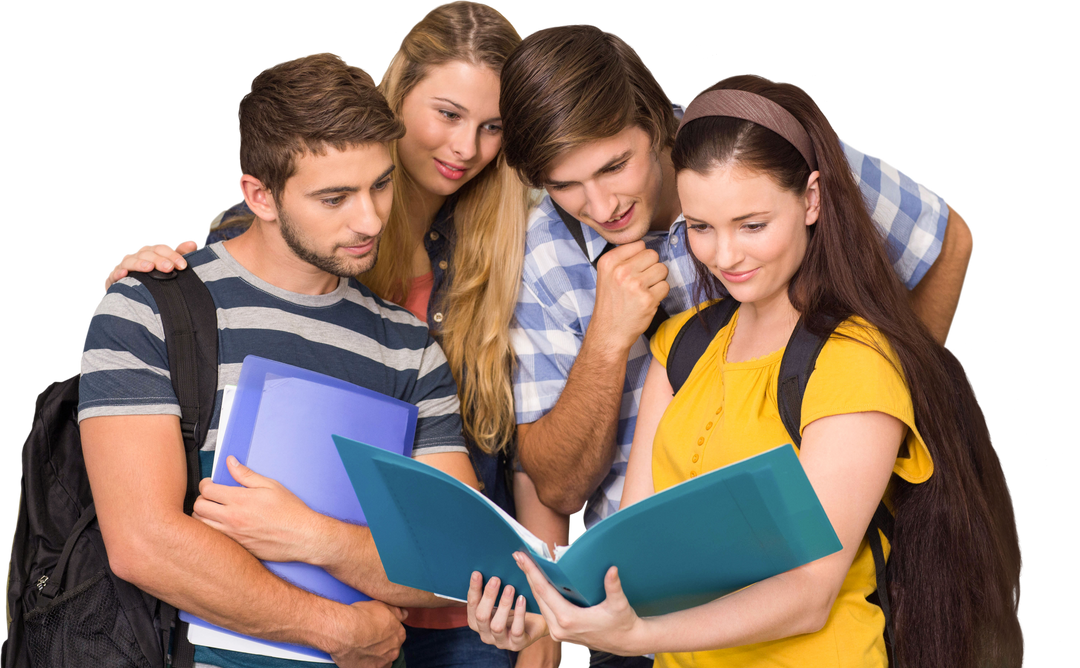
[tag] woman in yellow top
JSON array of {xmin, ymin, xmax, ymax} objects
[{"xmin": 468, "ymin": 76, "xmax": 1022, "ymax": 668}]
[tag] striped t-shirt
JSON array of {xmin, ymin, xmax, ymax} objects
[
  {"xmin": 78, "ymin": 242, "xmax": 466, "ymax": 668},
  {"xmin": 79, "ymin": 242, "xmax": 467, "ymax": 461}
]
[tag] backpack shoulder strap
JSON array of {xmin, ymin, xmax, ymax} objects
[
  {"xmin": 776, "ymin": 314, "xmax": 895, "ymax": 668},
  {"xmin": 666, "ymin": 299, "xmax": 739, "ymax": 394},
  {"xmin": 130, "ymin": 269, "xmax": 218, "ymax": 472},
  {"xmin": 128, "ymin": 268, "xmax": 217, "ymax": 668},
  {"xmin": 551, "ymin": 200, "xmax": 612, "ymax": 268},
  {"xmin": 776, "ymin": 316, "xmax": 839, "ymax": 448}
]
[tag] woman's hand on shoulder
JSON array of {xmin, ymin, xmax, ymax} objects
[{"xmin": 105, "ymin": 241, "xmax": 197, "ymax": 290}]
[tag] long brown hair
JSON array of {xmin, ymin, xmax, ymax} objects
[{"xmin": 673, "ymin": 76, "xmax": 1022, "ymax": 668}]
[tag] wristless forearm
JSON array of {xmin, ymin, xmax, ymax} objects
[
  {"xmin": 519, "ymin": 331, "xmax": 630, "ymax": 514},
  {"xmin": 310, "ymin": 514, "xmax": 453, "ymax": 608}
]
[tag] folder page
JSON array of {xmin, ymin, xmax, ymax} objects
[
  {"xmin": 335, "ymin": 437, "xmax": 841, "ymax": 617},
  {"xmin": 334, "ymin": 435, "xmax": 554, "ymax": 612}
]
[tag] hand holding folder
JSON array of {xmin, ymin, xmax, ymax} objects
[
  {"xmin": 334, "ymin": 437, "xmax": 842, "ymax": 617},
  {"xmin": 181, "ymin": 356, "xmax": 418, "ymax": 662}
]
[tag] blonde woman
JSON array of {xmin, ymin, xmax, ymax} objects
[{"xmin": 106, "ymin": 4, "xmax": 560, "ymax": 667}]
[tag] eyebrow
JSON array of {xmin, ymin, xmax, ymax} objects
[
  {"xmin": 545, "ymin": 150, "xmax": 633, "ymax": 188},
  {"xmin": 306, "ymin": 165, "xmax": 395, "ymax": 198},
  {"xmin": 433, "ymin": 97, "xmax": 468, "ymax": 113},
  {"xmin": 683, "ymin": 210, "xmax": 771, "ymax": 225}
]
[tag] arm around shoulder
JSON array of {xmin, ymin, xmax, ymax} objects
[
  {"xmin": 909, "ymin": 206, "xmax": 972, "ymax": 344},
  {"xmin": 844, "ymin": 143, "xmax": 971, "ymax": 343}
]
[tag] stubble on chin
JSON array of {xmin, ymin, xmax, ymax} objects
[
  {"xmin": 278, "ymin": 207, "xmax": 380, "ymax": 278},
  {"xmin": 313, "ymin": 238, "xmax": 380, "ymax": 278}
]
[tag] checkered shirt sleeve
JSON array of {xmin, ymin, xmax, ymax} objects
[
  {"xmin": 843, "ymin": 141, "xmax": 950, "ymax": 289},
  {"xmin": 511, "ymin": 201, "xmax": 599, "ymax": 425}
]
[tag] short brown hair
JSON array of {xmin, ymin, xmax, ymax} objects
[
  {"xmin": 499, "ymin": 25, "xmax": 676, "ymax": 188},
  {"xmin": 239, "ymin": 53, "xmax": 404, "ymax": 198}
]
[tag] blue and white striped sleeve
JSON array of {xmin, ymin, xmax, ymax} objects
[
  {"xmin": 842, "ymin": 141, "xmax": 950, "ymax": 289},
  {"xmin": 78, "ymin": 278, "xmax": 179, "ymax": 422},
  {"xmin": 408, "ymin": 336, "xmax": 468, "ymax": 456}
]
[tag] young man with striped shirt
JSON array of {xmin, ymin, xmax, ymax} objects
[{"xmin": 78, "ymin": 53, "xmax": 476, "ymax": 668}]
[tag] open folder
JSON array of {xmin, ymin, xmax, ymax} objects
[
  {"xmin": 180, "ymin": 356, "xmax": 418, "ymax": 662},
  {"xmin": 335, "ymin": 437, "xmax": 842, "ymax": 617}
]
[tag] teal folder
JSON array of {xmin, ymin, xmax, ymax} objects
[{"xmin": 334, "ymin": 437, "xmax": 842, "ymax": 616}]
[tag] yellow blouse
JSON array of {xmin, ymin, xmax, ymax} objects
[{"xmin": 647, "ymin": 303, "xmax": 932, "ymax": 668}]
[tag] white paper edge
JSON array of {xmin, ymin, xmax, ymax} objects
[
  {"xmin": 186, "ymin": 622, "xmax": 333, "ymax": 663},
  {"xmin": 210, "ymin": 385, "xmax": 237, "ymax": 479},
  {"xmin": 191, "ymin": 385, "xmax": 331, "ymax": 662},
  {"xmin": 434, "ymin": 592, "xmax": 468, "ymax": 603}
]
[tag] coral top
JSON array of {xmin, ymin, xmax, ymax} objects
[{"xmin": 401, "ymin": 269, "xmax": 468, "ymax": 629}]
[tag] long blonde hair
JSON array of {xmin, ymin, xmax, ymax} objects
[{"xmin": 364, "ymin": 2, "xmax": 532, "ymax": 456}]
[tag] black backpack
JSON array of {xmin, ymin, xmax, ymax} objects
[
  {"xmin": 3, "ymin": 269, "xmax": 218, "ymax": 668},
  {"xmin": 666, "ymin": 299, "xmax": 897, "ymax": 667}
]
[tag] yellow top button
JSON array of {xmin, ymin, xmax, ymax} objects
[{"xmin": 716, "ymin": 407, "xmax": 722, "ymax": 415}]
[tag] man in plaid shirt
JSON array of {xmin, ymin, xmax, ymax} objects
[{"xmin": 492, "ymin": 30, "xmax": 972, "ymax": 666}]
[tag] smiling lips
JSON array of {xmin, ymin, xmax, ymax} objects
[
  {"xmin": 720, "ymin": 267, "xmax": 759, "ymax": 283},
  {"xmin": 434, "ymin": 158, "xmax": 467, "ymax": 180},
  {"xmin": 341, "ymin": 238, "xmax": 376, "ymax": 256},
  {"xmin": 600, "ymin": 204, "xmax": 634, "ymax": 231}
]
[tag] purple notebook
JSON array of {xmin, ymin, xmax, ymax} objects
[{"xmin": 179, "ymin": 355, "xmax": 417, "ymax": 661}]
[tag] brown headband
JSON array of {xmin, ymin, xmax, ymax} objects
[{"xmin": 677, "ymin": 89, "xmax": 817, "ymax": 171}]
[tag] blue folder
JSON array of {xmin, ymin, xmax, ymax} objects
[
  {"xmin": 335, "ymin": 437, "xmax": 841, "ymax": 616},
  {"xmin": 180, "ymin": 356, "xmax": 418, "ymax": 661}
]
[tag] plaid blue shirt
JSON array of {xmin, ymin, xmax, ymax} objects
[{"xmin": 511, "ymin": 140, "xmax": 950, "ymax": 528}]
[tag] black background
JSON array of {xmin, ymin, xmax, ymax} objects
[{"xmin": 10, "ymin": 5, "xmax": 1071, "ymax": 668}]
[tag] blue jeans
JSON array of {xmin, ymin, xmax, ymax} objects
[
  {"xmin": 403, "ymin": 625, "xmax": 514, "ymax": 668},
  {"xmin": 589, "ymin": 650, "xmax": 654, "ymax": 668}
]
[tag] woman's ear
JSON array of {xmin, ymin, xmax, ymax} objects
[
  {"xmin": 240, "ymin": 174, "xmax": 279, "ymax": 223},
  {"xmin": 804, "ymin": 171, "xmax": 821, "ymax": 226}
]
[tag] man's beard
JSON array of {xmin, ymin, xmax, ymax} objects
[{"xmin": 278, "ymin": 207, "xmax": 380, "ymax": 278}]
